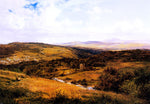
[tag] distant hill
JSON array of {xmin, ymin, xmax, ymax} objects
[
  {"xmin": 61, "ymin": 41, "xmax": 150, "ymax": 50},
  {"xmin": 0, "ymin": 42, "xmax": 101, "ymax": 65}
]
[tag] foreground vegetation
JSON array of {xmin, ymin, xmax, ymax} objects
[{"xmin": 0, "ymin": 70, "xmax": 146, "ymax": 104}]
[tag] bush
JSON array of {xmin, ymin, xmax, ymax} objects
[
  {"xmin": 96, "ymin": 66, "xmax": 150, "ymax": 102},
  {"xmin": 138, "ymin": 84, "xmax": 150, "ymax": 100},
  {"xmin": 119, "ymin": 80, "xmax": 139, "ymax": 97},
  {"xmin": 65, "ymin": 77, "xmax": 72, "ymax": 80},
  {"xmin": 78, "ymin": 79, "xmax": 88, "ymax": 86},
  {"xmin": 96, "ymin": 73, "xmax": 120, "ymax": 91},
  {"xmin": 0, "ymin": 86, "xmax": 28, "ymax": 104},
  {"xmin": 134, "ymin": 68, "xmax": 150, "ymax": 86},
  {"xmin": 96, "ymin": 67, "xmax": 120, "ymax": 91},
  {"xmin": 96, "ymin": 67, "xmax": 135, "ymax": 92},
  {"xmin": 134, "ymin": 68, "xmax": 150, "ymax": 100},
  {"xmin": 71, "ymin": 80, "xmax": 77, "ymax": 84}
]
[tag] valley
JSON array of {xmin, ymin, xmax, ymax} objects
[{"xmin": 0, "ymin": 42, "xmax": 150, "ymax": 104}]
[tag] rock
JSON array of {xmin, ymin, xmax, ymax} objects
[{"xmin": 16, "ymin": 77, "xmax": 21, "ymax": 81}]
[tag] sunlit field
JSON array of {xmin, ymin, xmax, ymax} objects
[{"xmin": 0, "ymin": 70, "xmax": 146, "ymax": 104}]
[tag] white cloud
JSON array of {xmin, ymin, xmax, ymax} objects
[
  {"xmin": 0, "ymin": 0, "xmax": 150, "ymax": 43},
  {"xmin": 0, "ymin": 0, "xmax": 107, "ymax": 34},
  {"xmin": 114, "ymin": 18, "xmax": 144, "ymax": 33}
]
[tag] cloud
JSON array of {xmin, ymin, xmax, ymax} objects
[
  {"xmin": 0, "ymin": 0, "xmax": 150, "ymax": 43},
  {"xmin": 113, "ymin": 18, "xmax": 144, "ymax": 33}
]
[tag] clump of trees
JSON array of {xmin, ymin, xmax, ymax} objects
[
  {"xmin": 96, "ymin": 67, "xmax": 150, "ymax": 101},
  {"xmin": 95, "ymin": 67, "xmax": 135, "ymax": 92},
  {"xmin": 87, "ymin": 50, "xmax": 150, "ymax": 62},
  {"xmin": 0, "ymin": 45, "xmax": 17, "ymax": 58}
]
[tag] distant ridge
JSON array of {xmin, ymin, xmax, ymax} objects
[{"xmin": 61, "ymin": 41, "xmax": 150, "ymax": 50}]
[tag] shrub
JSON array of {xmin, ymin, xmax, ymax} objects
[
  {"xmin": 134, "ymin": 68, "xmax": 150, "ymax": 86},
  {"xmin": 138, "ymin": 84, "xmax": 150, "ymax": 100},
  {"xmin": 96, "ymin": 73, "xmax": 120, "ymax": 91},
  {"xmin": 0, "ymin": 86, "xmax": 28, "ymax": 104},
  {"xmin": 78, "ymin": 79, "xmax": 88, "ymax": 86},
  {"xmin": 119, "ymin": 80, "xmax": 139, "ymax": 97},
  {"xmin": 96, "ymin": 67, "xmax": 135, "ymax": 92},
  {"xmin": 65, "ymin": 77, "xmax": 72, "ymax": 80},
  {"xmin": 71, "ymin": 80, "xmax": 77, "ymax": 84},
  {"xmin": 104, "ymin": 67, "xmax": 118, "ymax": 75},
  {"xmin": 96, "ymin": 67, "xmax": 120, "ymax": 91}
]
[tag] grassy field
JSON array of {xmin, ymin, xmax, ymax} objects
[
  {"xmin": 57, "ymin": 61, "xmax": 150, "ymax": 86},
  {"xmin": 0, "ymin": 69, "xmax": 146, "ymax": 104}
]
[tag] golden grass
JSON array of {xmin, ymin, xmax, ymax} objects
[
  {"xmin": 58, "ymin": 70, "xmax": 102, "ymax": 80},
  {"xmin": 0, "ymin": 70, "xmax": 144, "ymax": 103},
  {"xmin": 16, "ymin": 77, "xmax": 83, "ymax": 99},
  {"xmin": 42, "ymin": 47, "xmax": 77, "ymax": 58},
  {"xmin": 16, "ymin": 77, "xmax": 134, "ymax": 102},
  {"xmin": 0, "ymin": 44, "xmax": 78, "ymax": 64},
  {"xmin": 57, "ymin": 68, "xmax": 104, "ymax": 86},
  {"xmin": 107, "ymin": 62, "xmax": 150, "ymax": 69},
  {"xmin": 0, "ymin": 70, "xmax": 28, "ymax": 80},
  {"xmin": 56, "ymin": 62, "xmax": 150, "ymax": 87}
]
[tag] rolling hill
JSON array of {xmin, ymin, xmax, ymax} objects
[
  {"xmin": 0, "ymin": 42, "xmax": 101, "ymax": 65},
  {"xmin": 61, "ymin": 41, "xmax": 150, "ymax": 50}
]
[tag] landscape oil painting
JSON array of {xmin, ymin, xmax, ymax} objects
[{"xmin": 0, "ymin": 0, "xmax": 150, "ymax": 104}]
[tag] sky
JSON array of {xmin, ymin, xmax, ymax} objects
[{"xmin": 0, "ymin": 0, "xmax": 150, "ymax": 44}]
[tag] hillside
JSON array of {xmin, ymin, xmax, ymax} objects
[
  {"xmin": 0, "ymin": 42, "xmax": 101, "ymax": 65},
  {"xmin": 1, "ymin": 49, "xmax": 148, "ymax": 78}
]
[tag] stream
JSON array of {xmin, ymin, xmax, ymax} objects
[{"xmin": 52, "ymin": 78, "xmax": 95, "ymax": 90}]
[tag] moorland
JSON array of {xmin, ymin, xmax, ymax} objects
[{"xmin": 0, "ymin": 42, "xmax": 150, "ymax": 104}]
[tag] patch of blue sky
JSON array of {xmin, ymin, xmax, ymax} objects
[
  {"xmin": 65, "ymin": 0, "xmax": 69, "ymax": 2},
  {"xmin": 24, "ymin": 2, "xmax": 39, "ymax": 10},
  {"xmin": 8, "ymin": 9, "xmax": 13, "ymax": 13}
]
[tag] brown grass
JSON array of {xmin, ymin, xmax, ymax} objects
[
  {"xmin": 0, "ymin": 70, "xmax": 145, "ymax": 103},
  {"xmin": 56, "ymin": 62, "xmax": 150, "ymax": 87},
  {"xmin": 15, "ymin": 77, "xmax": 83, "ymax": 99},
  {"xmin": 0, "ymin": 45, "xmax": 78, "ymax": 64},
  {"xmin": 106, "ymin": 62, "xmax": 150, "ymax": 69},
  {"xmin": 16, "ymin": 77, "xmax": 134, "ymax": 102},
  {"xmin": 0, "ymin": 70, "xmax": 28, "ymax": 80}
]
